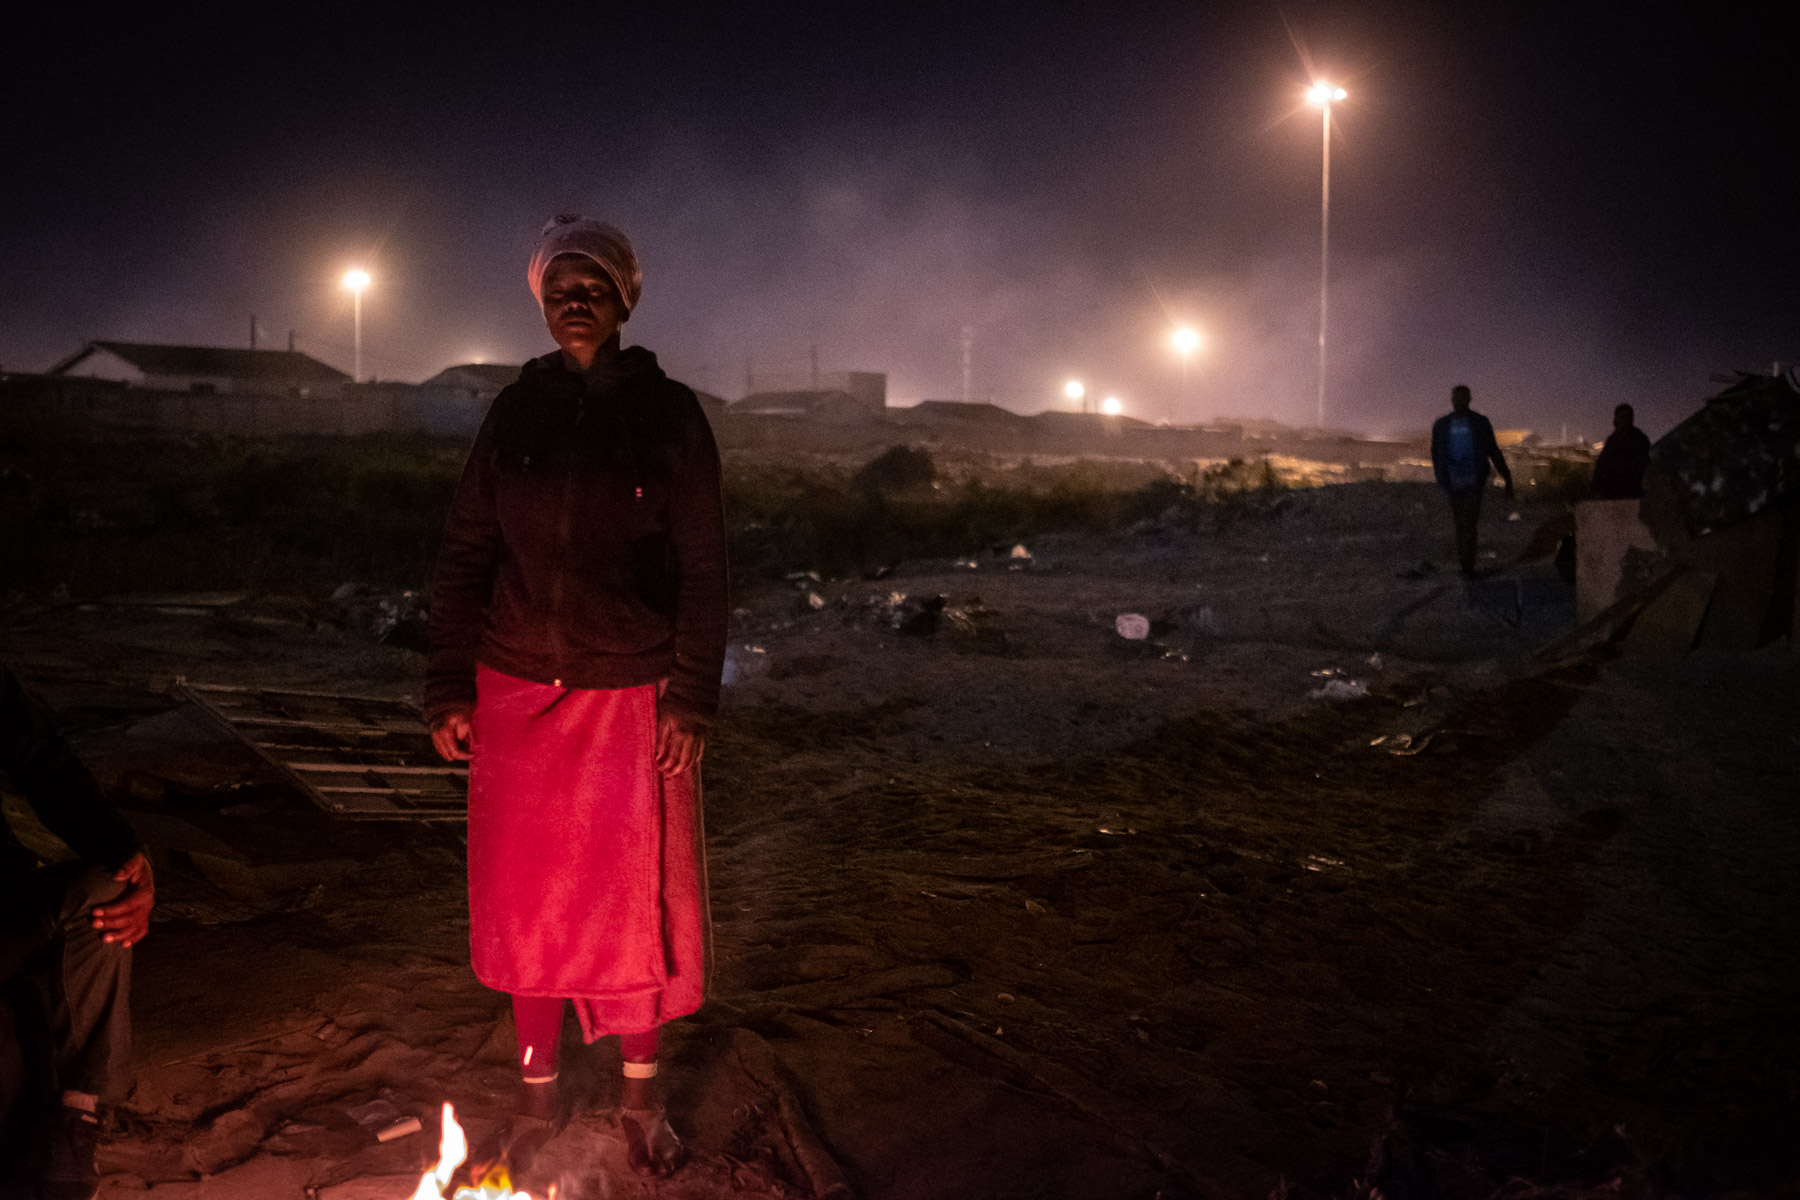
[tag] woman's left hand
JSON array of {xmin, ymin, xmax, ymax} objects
[{"xmin": 655, "ymin": 710, "xmax": 706, "ymax": 776}]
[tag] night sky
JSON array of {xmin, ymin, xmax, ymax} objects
[{"xmin": 3, "ymin": 2, "xmax": 1794, "ymax": 438}]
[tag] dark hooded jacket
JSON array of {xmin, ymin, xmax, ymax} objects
[{"xmin": 424, "ymin": 346, "xmax": 728, "ymax": 726}]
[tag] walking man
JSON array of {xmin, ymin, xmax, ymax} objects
[
  {"xmin": 2, "ymin": 664, "xmax": 153, "ymax": 1200},
  {"xmin": 1430, "ymin": 385, "xmax": 1513, "ymax": 577}
]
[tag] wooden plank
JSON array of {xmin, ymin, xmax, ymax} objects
[
  {"xmin": 216, "ymin": 714, "xmax": 421, "ymax": 733},
  {"xmin": 176, "ymin": 682, "xmax": 466, "ymax": 822}
]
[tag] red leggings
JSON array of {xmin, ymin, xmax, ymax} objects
[{"xmin": 512, "ymin": 995, "xmax": 657, "ymax": 1079}]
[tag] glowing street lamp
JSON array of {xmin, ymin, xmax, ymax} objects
[
  {"xmin": 1306, "ymin": 82, "xmax": 1344, "ymax": 429},
  {"xmin": 1170, "ymin": 326, "xmax": 1202, "ymax": 424},
  {"xmin": 1101, "ymin": 396, "xmax": 1123, "ymax": 417},
  {"xmin": 1064, "ymin": 379, "xmax": 1086, "ymax": 412},
  {"xmin": 342, "ymin": 268, "xmax": 371, "ymax": 382}
]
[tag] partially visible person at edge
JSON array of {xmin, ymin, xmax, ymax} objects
[
  {"xmin": 1, "ymin": 663, "xmax": 154, "ymax": 1200},
  {"xmin": 1430, "ymin": 384, "xmax": 1514, "ymax": 577},
  {"xmin": 1591, "ymin": 403, "xmax": 1652, "ymax": 500},
  {"xmin": 424, "ymin": 216, "xmax": 727, "ymax": 1182}
]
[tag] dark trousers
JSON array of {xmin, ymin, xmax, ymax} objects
[
  {"xmin": 1, "ymin": 863, "xmax": 132, "ymax": 1109},
  {"xmin": 1447, "ymin": 487, "xmax": 1484, "ymax": 573}
]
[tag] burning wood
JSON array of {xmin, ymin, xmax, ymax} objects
[{"xmin": 409, "ymin": 1104, "xmax": 551, "ymax": 1200}]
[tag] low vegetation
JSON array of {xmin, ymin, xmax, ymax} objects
[{"xmin": 0, "ymin": 432, "xmax": 1291, "ymax": 603}]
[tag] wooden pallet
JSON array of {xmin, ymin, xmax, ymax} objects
[{"xmin": 178, "ymin": 682, "xmax": 467, "ymax": 820}]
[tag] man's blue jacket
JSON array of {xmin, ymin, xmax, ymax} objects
[{"xmin": 1430, "ymin": 409, "xmax": 1511, "ymax": 493}]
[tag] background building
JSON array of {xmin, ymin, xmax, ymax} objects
[{"xmin": 49, "ymin": 342, "xmax": 350, "ymax": 399}]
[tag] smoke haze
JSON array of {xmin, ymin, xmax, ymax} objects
[{"xmin": 3, "ymin": 2, "xmax": 1793, "ymax": 438}]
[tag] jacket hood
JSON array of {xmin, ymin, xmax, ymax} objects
[{"xmin": 522, "ymin": 345, "xmax": 666, "ymax": 396}]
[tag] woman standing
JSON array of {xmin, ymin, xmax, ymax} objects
[{"xmin": 425, "ymin": 216, "xmax": 727, "ymax": 1178}]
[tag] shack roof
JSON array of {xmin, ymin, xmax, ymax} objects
[
  {"xmin": 1652, "ymin": 369, "xmax": 1800, "ymax": 536},
  {"xmin": 1030, "ymin": 409, "xmax": 1154, "ymax": 431},
  {"xmin": 895, "ymin": 400, "xmax": 1028, "ymax": 426},
  {"xmin": 50, "ymin": 341, "xmax": 351, "ymax": 384},
  {"xmin": 421, "ymin": 363, "xmax": 522, "ymax": 390}
]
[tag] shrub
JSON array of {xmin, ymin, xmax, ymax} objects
[{"xmin": 853, "ymin": 445, "xmax": 937, "ymax": 494}]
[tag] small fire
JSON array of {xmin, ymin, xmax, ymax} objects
[{"xmin": 409, "ymin": 1103, "xmax": 549, "ymax": 1200}]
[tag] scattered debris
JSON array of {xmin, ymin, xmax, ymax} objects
[
  {"xmin": 1388, "ymin": 732, "xmax": 1433, "ymax": 756},
  {"xmin": 894, "ymin": 594, "xmax": 948, "ymax": 635},
  {"xmin": 1310, "ymin": 678, "xmax": 1368, "ymax": 700},
  {"xmin": 1179, "ymin": 604, "xmax": 1219, "ymax": 638},
  {"xmin": 328, "ymin": 582, "xmax": 428, "ymax": 651},
  {"xmin": 345, "ymin": 1097, "xmax": 405, "ymax": 1128},
  {"xmin": 857, "ymin": 591, "xmax": 950, "ymax": 636},
  {"xmin": 1115, "ymin": 613, "xmax": 1151, "ymax": 640},
  {"xmin": 377, "ymin": 1117, "xmax": 421, "ymax": 1143},
  {"xmin": 722, "ymin": 643, "xmax": 770, "ymax": 687},
  {"xmin": 940, "ymin": 599, "xmax": 1010, "ymax": 653}
]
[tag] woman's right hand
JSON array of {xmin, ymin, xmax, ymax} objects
[{"xmin": 431, "ymin": 709, "xmax": 475, "ymax": 761}]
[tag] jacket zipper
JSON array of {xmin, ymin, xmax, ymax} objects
[{"xmin": 548, "ymin": 398, "xmax": 583, "ymax": 673}]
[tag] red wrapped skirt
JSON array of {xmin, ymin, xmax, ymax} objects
[{"xmin": 467, "ymin": 665, "xmax": 710, "ymax": 1038}]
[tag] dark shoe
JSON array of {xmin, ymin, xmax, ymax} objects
[
  {"xmin": 43, "ymin": 1107, "xmax": 100, "ymax": 1200},
  {"xmin": 621, "ymin": 1106, "xmax": 685, "ymax": 1178},
  {"xmin": 502, "ymin": 1113, "xmax": 557, "ymax": 1182},
  {"xmin": 502, "ymin": 1078, "xmax": 560, "ymax": 1179}
]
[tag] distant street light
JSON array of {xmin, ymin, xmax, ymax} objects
[
  {"xmin": 1170, "ymin": 326, "xmax": 1202, "ymax": 424},
  {"xmin": 343, "ymin": 268, "xmax": 371, "ymax": 382},
  {"xmin": 1064, "ymin": 379, "xmax": 1086, "ymax": 408},
  {"xmin": 1306, "ymin": 82, "xmax": 1345, "ymax": 429},
  {"xmin": 1101, "ymin": 396, "xmax": 1123, "ymax": 417}
]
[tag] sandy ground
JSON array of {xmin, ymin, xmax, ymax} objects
[{"xmin": 3, "ymin": 480, "xmax": 1797, "ymax": 1199}]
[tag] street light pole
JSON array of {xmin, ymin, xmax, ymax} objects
[
  {"xmin": 1170, "ymin": 326, "xmax": 1201, "ymax": 426},
  {"xmin": 343, "ymin": 268, "xmax": 371, "ymax": 383},
  {"xmin": 1318, "ymin": 100, "xmax": 1330, "ymax": 429},
  {"xmin": 1307, "ymin": 83, "xmax": 1345, "ymax": 430}
]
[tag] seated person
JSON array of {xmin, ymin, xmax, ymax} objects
[{"xmin": 1, "ymin": 664, "xmax": 153, "ymax": 1200}]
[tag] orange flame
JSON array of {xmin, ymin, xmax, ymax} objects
[{"xmin": 408, "ymin": 1103, "xmax": 536, "ymax": 1200}]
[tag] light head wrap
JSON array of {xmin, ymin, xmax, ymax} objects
[{"xmin": 527, "ymin": 215, "xmax": 642, "ymax": 314}]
